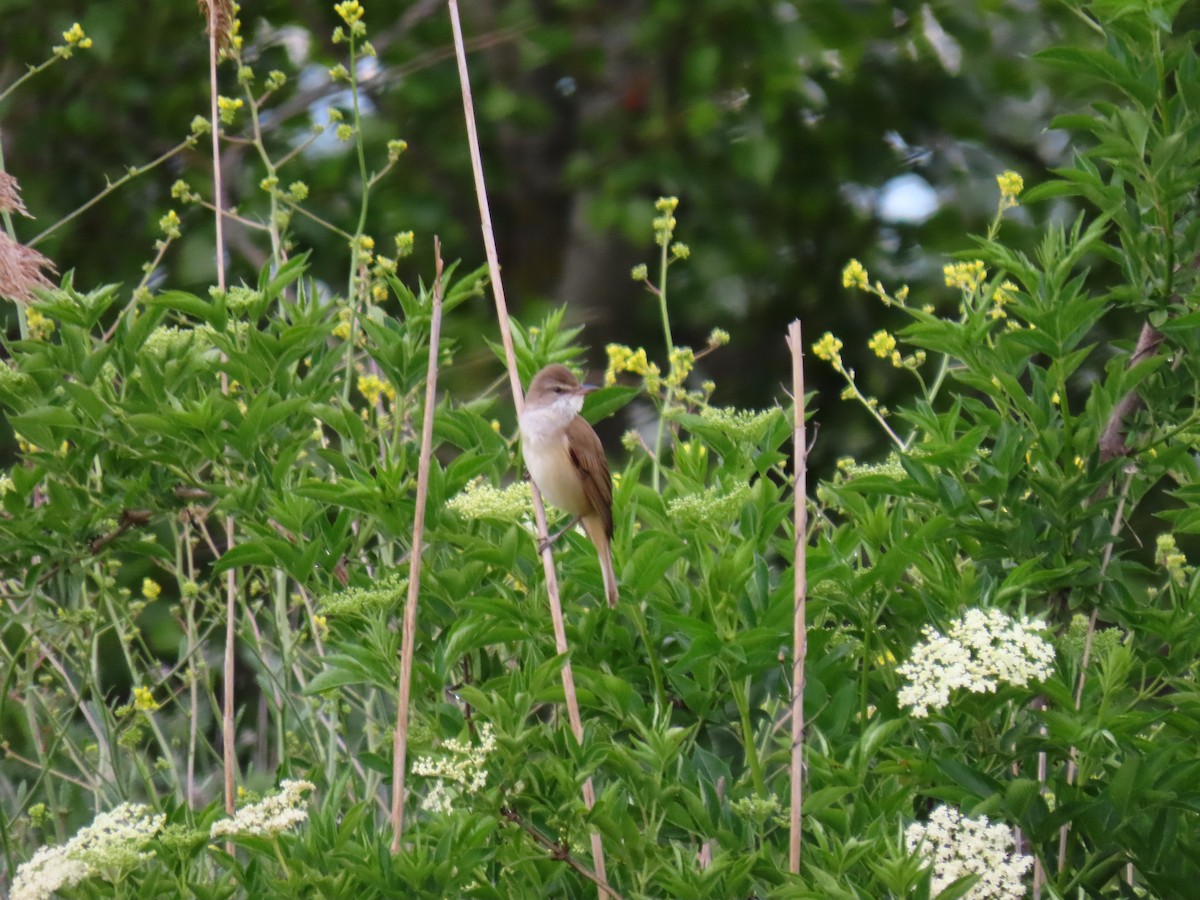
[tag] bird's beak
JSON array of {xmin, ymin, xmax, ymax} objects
[{"xmin": 579, "ymin": 383, "xmax": 599, "ymax": 395}]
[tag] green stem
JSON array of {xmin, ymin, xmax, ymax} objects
[
  {"xmin": 28, "ymin": 137, "xmax": 195, "ymax": 247},
  {"xmin": 0, "ymin": 55, "xmax": 61, "ymax": 107},
  {"xmin": 732, "ymin": 675, "xmax": 766, "ymax": 794},
  {"xmin": 651, "ymin": 241, "xmax": 673, "ymax": 493},
  {"xmin": 630, "ymin": 603, "xmax": 665, "ymax": 703},
  {"xmin": 244, "ymin": 81, "xmax": 283, "ymax": 269}
]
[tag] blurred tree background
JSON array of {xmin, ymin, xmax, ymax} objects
[{"xmin": 1, "ymin": 0, "xmax": 1116, "ymax": 473}]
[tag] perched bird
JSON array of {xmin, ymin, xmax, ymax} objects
[{"xmin": 519, "ymin": 364, "xmax": 618, "ymax": 608}]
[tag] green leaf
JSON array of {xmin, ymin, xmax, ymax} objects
[{"xmin": 582, "ymin": 385, "xmax": 638, "ymax": 424}]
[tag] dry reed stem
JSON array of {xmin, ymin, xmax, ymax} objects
[
  {"xmin": 391, "ymin": 238, "xmax": 445, "ymax": 851},
  {"xmin": 786, "ymin": 320, "xmax": 808, "ymax": 874},
  {"xmin": 447, "ymin": 2, "xmax": 611, "ymax": 895},
  {"xmin": 198, "ymin": 0, "xmax": 235, "ymax": 818}
]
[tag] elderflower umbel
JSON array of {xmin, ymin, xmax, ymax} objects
[
  {"xmin": 906, "ymin": 804, "xmax": 1032, "ymax": 900},
  {"xmin": 412, "ymin": 723, "xmax": 496, "ymax": 814},
  {"xmin": 699, "ymin": 406, "xmax": 780, "ymax": 444},
  {"xmin": 446, "ymin": 478, "xmax": 532, "ymax": 521},
  {"xmin": 897, "ymin": 608, "xmax": 1054, "ymax": 717},
  {"xmin": 12, "ymin": 803, "xmax": 164, "ymax": 900},
  {"xmin": 320, "ymin": 575, "xmax": 406, "ymax": 617},
  {"xmin": 209, "ymin": 780, "xmax": 315, "ymax": 839},
  {"xmin": 668, "ymin": 484, "xmax": 750, "ymax": 527}
]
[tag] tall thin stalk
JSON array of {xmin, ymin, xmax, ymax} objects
[
  {"xmin": 786, "ymin": 319, "xmax": 808, "ymax": 874},
  {"xmin": 391, "ymin": 238, "xmax": 445, "ymax": 851},
  {"xmin": 448, "ymin": 3, "xmax": 613, "ymax": 895},
  {"xmin": 197, "ymin": 0, "xmax": 235, "ymax": 817}
]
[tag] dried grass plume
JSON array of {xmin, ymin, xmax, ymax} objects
[
  {"xmin": 197, "ymin": 0, "xmax": 236, "ymax": 49},
  {"xmin": 0, "ymin": 232, "xmax": 56, "ymax": 302},
  {"xmin": 0, "ymin": 172, "xmax": 31, "ymax": 218}
]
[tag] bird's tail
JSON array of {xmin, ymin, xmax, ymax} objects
[{"xmin": 582, "ymin": 515, "xmax": 619, "ymax": 608}]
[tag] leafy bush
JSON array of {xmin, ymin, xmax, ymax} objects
[{"xmin": 2, "ymin": 2, "xmax": 1199, "ymax": 898}]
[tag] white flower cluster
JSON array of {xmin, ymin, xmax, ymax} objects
[
  {"xmin": 897, "ymin": 607, "xmax": 1055, "ymax": 717},
  {"xmin": 699, "ymin": 406, "xmax": 781, "ymax": 444},
  {"xmin": 446, "ymin": 478, "xmax": 532, "ymax": 521},
  {"xmin": 906, "ymin": 804, "xmax": 1032, "ymax": 899},
  {"xmin": 667, "ymin": 484, "xmax": 750, "ymax": 526},
  {"xmin": 12, "ymin": 803, "xmax": 165, "ymax": 900},
  {"xmin": 209, "ymin": 779, "xmax": 315, "ymax": 839},
  {"xmin": 412, "ymin": 723, "xmax": 495, "ymax": 815}
]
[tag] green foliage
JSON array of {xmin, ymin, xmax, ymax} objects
[{"xmin": 3, "ymin": 1, "xmax": 1200, "ymax": 898}]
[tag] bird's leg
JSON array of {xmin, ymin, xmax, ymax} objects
[{"xmin": 538, "ymin": 516, "xmax": 581, "ymax": 554}]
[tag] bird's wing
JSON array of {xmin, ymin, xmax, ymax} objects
[{"xmin": 566, "ymin": 415, "xmax": 614, "ymax": 538}]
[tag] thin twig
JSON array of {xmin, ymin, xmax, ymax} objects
[
  {"xmin": 447, "ymin": 2, "xmax": 610, "ymax": 894},
  {"xmin": 28, "ymin": 138, "xmax": 196, "ymax": 247},
  {"xmin": 502, "ymin": 807, "xmax": 626, "ymax": 900},
  {"xmin": 391, "ymin": 237, "xmax": 445, "ymax": 851},
  {"xmin": 785, "ymin": 320, "xmax": 808, "ymax": 874}
]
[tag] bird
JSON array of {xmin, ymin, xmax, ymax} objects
[{"xmin": 519, "ymin": 364, "xmax": 619, "ymax": 608}]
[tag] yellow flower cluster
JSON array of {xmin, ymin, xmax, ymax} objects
[
  {"xmin": 605, "ymin": 343, "xmax": 656, "ymax": 386},
  {"xmin": 997, "ymin": 170, "xmax": 1024, "ymax": 207},
  {"xmin": 842, "ymin": 259, "xmax": 869, "ymax": 290},
  {"xmin": 989, "ymin": 279, "xmax": 1019, "ymax": 320},
  {"xmin": 357, "ymin": 373, "xmax": 396, "ymax": 406},
  {"xmin": 811, "ymin": 332, "xmax": 843, "ymax": 371},
  {"xmin": 943, "ymin": 260, "xmax": 987, "ymax": 292},
  {"xmin": 1156, "ymin": 533, "xmax": 1189, "ymax": 586},
  {"xmin": 54, "ymin": 22, "xmax": 93, "ymax": 58},
  {"xmin": 666, "ymin": 345, "xmax": 695, "ymax": 388},
  {"xmin": 867, "ymin": 329, "xmax": 896, "ymax": 360},
  {"xmin": 63, "ymin": 23, "xmax": 93, "ymax": 48},
  {"xmin": 217, "ymin": 96, "xmax": 244, "ymax": 125},
  {"xmin": 335, "ymin": 0, "xmax": 364, "ymax": 25},
  {"xmin": 132, "ymin": 686, "xmax": 159, "ymax": 712},
  {"xmin": 158, "ymin": 210, "xmax": 181, "ymax": 240},
  {"xmin": 142, "ymin": 578, "xmax": 162, "ymax": 600},
  {"xmin": 653, "ymin": 196, "xmax": 679, "ymax": 246},
  {"xmin": 333, "ymin": 0, "xmax": 367, "ymax": 40},
  {"xmin": 26, "ymin": 306, "xmax": 56, "ymax": 340}
]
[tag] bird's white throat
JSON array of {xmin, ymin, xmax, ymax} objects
[{"xmin": 519, "ymin": 394, "xmax": 583, "ymax": 445}]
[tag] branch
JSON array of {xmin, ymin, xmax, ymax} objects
[
  {"xmin": 1098, "ymin": 322, "xmax": 1165, "ymax": 462},
  {"xmin": 501, "ymin": 808, "xmax": 625, "ymax": 900}
]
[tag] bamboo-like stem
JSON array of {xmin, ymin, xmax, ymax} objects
[
  {"xmin": 199, "ymin": 0, "xmax": 235, "ymax": 818},
  {"xmin": 391, "ymin": 238, "xmax": 445, "ymax": 851},
  {"xmin": 447, "ymin": 3, "xmax": 611, "ymax": 895},
  {"xmin": 785, "ymin": 320, "xmax": 808, "ymax": 874}
]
